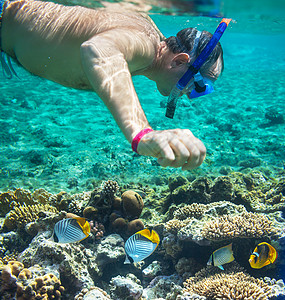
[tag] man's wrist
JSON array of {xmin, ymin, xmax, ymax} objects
[{"xmin": 131, "ymin": 128, "xmax": 153, "ymax": 153}]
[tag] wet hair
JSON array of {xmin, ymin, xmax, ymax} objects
[{"xmin": 164, "ymin": 28, "xmax": 224, "ymax": 80}]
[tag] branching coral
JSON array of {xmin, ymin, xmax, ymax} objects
[
  {"xmin": 101, "ymin": 180, "xmax": 119, "ymax": 198},
  {"xmin": 164, "ymin": 219, "xmax": 190, "ymax": 234},
  {"xmin": 0, "ymin": 188, "xmax": 52, "ymax": 216},
  {"xmin": 201, "ymin": 212, "xmax": 279, "ymax": 241},
  {"xmin": 31, "ymin": 189, "xmax": 52, "ymax": 205},
  {"xmin": 0, "ymin": 189, "xmax": 32, "ymax": 216},
  {"xmin": 181, "ymin": 264, "xmax": 280, "ymax": 300},
  {"xmin": 164, "ymin": 203, "xmax": 210, "ymax": 234},
  {"xmin": 173, "ymin": 203, "xmax": 207, "ymax": 220},
  {"xmin": 89, "ymin": 221, "xmax": 105, "ymax": 241},
  {"xmin": 4, "ymin": 204, "xmax": 58, "ymax": 230}
]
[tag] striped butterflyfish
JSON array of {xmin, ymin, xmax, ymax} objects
[
  {"xmin": 53, "ymin": 217, "xmax": 90, "ymax": 243},
  {"xmin": 249, "ymin": 242, "xmax": 278, "ymax": 269},
  {"xmin": 124, "ymin": 228, "xmax": 160, "ymax": 264},
  {"xmin": 207, "ymin": 243, "xmax": 235, "ymax": 270}
]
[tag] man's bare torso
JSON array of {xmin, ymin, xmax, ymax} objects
[{"xmin": 1, "ymin": 0, "xmax": 163, "ymax": 89}]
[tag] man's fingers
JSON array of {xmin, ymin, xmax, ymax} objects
[
  {"xmin": 136, "ymin": 129, "xmax": 206, "ymax": 170},
  {"xmin": 168, "ymin": 138, "xmax": 190, "ymax": 168},
  {"xmin": 157, "ymin": 144, "xmax": 175, "ymax": 167},
  {"xmin": 182, "ymin": 138, "xmax": 206, "ymax": 170}
]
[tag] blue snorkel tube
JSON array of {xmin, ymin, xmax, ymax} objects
[{"xmin": 166, "ymin": 18, "xmax": 232, "ymax": 119}]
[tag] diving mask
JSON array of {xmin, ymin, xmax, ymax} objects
[{"xmin": 165, "ymin": 18, "xmax": 232, "ymax": 119}]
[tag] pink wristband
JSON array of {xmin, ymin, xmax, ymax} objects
[{"xmin": 131, "ymin": 128, "xmax": 153, "ymax": 153}]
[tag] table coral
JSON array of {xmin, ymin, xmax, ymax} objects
[
  {"xmin": 180, "ymin": 263, "xmax": 285, "ymax": 300},
  {"xmin": 4, "ymin": 204, "xmax": 58, "ymax": 230},
  {"xmin": 202, "ymin": 212, "xmax": 279, "ymax": 241}
]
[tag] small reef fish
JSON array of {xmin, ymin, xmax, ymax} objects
[
  {"xmin": 131, "ymin": 190, "xmax": 147, "ymax": 199},
  {"xmin": 207, "ymin": 243, "xmax": 235, "ymax": 270},
  {"xmin": 124, "ymin": 228, "xmax": 160, "ymax": 264},
  {"xmin": 52, "ymin": 217, "xmax": 90, "ymax": 243},
  {"xmin": 249, "ymin": 242, "xmax": 278, "ymax": 269}
]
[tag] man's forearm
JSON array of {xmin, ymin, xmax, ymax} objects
[{"xmin": 80, "ymin": 44, "xmax": 151, "ymax": 143}]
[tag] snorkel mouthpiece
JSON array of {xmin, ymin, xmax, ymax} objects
[
  {"xmin": 189, "ymin": 73, "xmax": 214, "ymax": 99},
  {"xmin": 165, "ymin": 86, "xmax": 182, "ymax": 118},
  {"xmin": 166, "ymin": 18, "xmax": 232, "ymax": 118},
  {"xmin": 190, "ymin": 81, "xmax": 214, "ymax": 99}
]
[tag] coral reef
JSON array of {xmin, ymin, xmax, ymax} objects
[
  {"xmin": 201, "ymin": 212, "xmax": 279, "ymax": 241},
  {"xmin": 143, "ymin": 274, "xmax": 182, "ymax": 300},
  {"xmin": 175, "ymin": 257, "xmax": 202, "ymax": 280},
  {"xmin": 142, "ymin": 260, "xmax": 162, "ymax": 279},
  {"xmin": 0, "ymin": 171, "xmax": 284, "ymax": 299},
  {"xmin": 180, "ymin": 263, "xmax": 285, "ymax": 300},
  {"xmin": 0, "ymin": 188, "xmax": 52, "ymax": 216},
  {"xmin": 121, "ymin": 190, "xmax": 144, "ymax": 219},
  {"xmin": 162, "ymin": 232, "xmax": 183, "ymax": 258},
  {"xmin": 168, "ymin": 172, "xmax": 285, "ymax": 213},
  {"xmin": 74, "ymin": 286, "xmax": 111, "ymax": 300},
  {"xmin": 4, "ymin": 204, "xmax": 58, "ymax": 231},
  {"xmin": 18, "ymin": 232, "xmax": 125, "ymax": 293},
  {"xmin": 107, "ymin": 190, "xmax": 145, "ymax": 236},
  {"xmin": 88, "ymin": 221, "xmax": 105, "ymax": 241},
  {"xmin": 82, "ymin": 206, "xmax": 98, "ymax": 220},
  {"xmin": 168, "ymin": 175, "xmax": 188, "ymax": 192},
  {"xmin": 110, "ymin": 274, "xmax": 143, "ymax": 300},
  {"xmin": 163, "ymin": 201, "xmax": 281, "ymax": 248},
  {"xmin": 173, "ymin": 203, "xmax": 207, "ymax": 220},
  {"xmin": 101, "ymin": 180, "xmax": 119, "ymax": 198},
  {"xmin": 49, "ymin": 191, "xmax": 91, "ymax": 216},
  {"xmin": 0, "ymin": 231, "xmax": 23, "ymax": 258},
  {"xmin": 0, "ymin": 260, "xmax": 64, "ymax": 300},
  {"xmin": 163, "ymin": 201, "xmax": 246, "ymax": 246}
]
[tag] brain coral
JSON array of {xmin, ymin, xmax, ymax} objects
[
  {"xmin": 180, "ymin": 264, "xmax": 282, "ymax": 300},
  {"xmin": 201, "ymin": 212, "xmax": 279, "ymax": 241},
  {"xmin": 4, "ymin": 204, "xmax": 58, "ymax": 230}
]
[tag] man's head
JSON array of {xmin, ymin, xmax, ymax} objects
[
  {"xmin": 165, "ymin": 28, "xmax": 224, "ymax": 81},
  {"xmin": 152, "ymin": 27, "xmax": 224, "ymax": 97},
  {"xmin": 156, "ymin": 19, "xmax": 231, "ymax": 118}
]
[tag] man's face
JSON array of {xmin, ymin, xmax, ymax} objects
[{"xmin": 156, "ymin": 63, "xmax": 189, "ymax": 96}]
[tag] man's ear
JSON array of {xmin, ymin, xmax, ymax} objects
[{"xmin": 171, "ymin": 53, "xmax": 189, "ymax": 68}]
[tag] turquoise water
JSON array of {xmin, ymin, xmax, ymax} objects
[
  {"xmin": 0, "ymin": 1, "xmax": 285, "ymax": 298},
  {"xmin": 0, "ymin": 5, "xmax": 284, "ymax": 193}
]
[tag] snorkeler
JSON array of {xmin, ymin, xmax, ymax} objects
[{"xmin": 0, "ymin": 0, "xmax": 229, "ymax": 170}]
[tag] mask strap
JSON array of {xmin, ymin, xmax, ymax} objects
[
  {"xmin": 189, "ymin": 30, "xmax": 202, "ymax": 58},
  {"xmin": 176, "ymin": 30, "xmax": 202, "ymax": 54}
]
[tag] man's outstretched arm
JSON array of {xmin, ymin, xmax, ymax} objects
[{"xmin": 80, "ymin": 29, "xmax": 206, "ymax": 170}]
